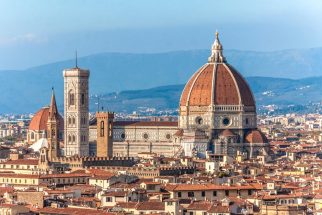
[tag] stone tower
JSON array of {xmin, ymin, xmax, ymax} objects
[
  {"xmin": 63, "ymin": 67, "xmax": 90, "ymax": 157},
  {"xmin": 96, "ymin": 112, "xmax": 114, "ymax": 157},
  {"xmin": 47, "ymin": 89, "xmax": 60, "ymax": 160}
]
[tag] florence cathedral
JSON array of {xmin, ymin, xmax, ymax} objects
[{"xmin": 27, "ymin": 32, "xmax": 270, "ymax": 162}]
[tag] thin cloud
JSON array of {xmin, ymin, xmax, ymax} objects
[{"xmin": 0, "ymin": 33, "xmax": 48, "ymax": 46}]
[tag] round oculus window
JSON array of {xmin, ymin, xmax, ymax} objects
[
  {"xmin": 121, "ymin": 133, "xmax": 125, "ymax": 139},
  {"xmin": 195, "ymin": 117, "xmax": 203, "ymax": 125},
  {"xmin": 166, "ymin": 134, "xmax": 171, "ymax": 139},
  {"xmin": 222, "ymin": 117, "xmax": 230, "ymax": 126},
  {"xmin": 143, "ymin": 133, "xmax": 149, "ymax": 140}
]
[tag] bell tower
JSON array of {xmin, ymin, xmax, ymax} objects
[
  {"xmin": 47, "ymin": 88, "xmax": 60, "ymax": 160},
  {"xmin": 63, "ymin": 65, "xmax": 90, "ymax": 157},
  {"xmin": 96, "ymin": 112, "xmax": 114, "ymax": 157}
]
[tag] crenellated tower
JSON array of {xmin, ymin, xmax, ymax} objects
[{"xmin": 96, "ymin": 112, "xmax": 114, "ymax": 157}]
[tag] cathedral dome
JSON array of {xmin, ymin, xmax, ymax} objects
[
  {"xmin": 245, "ymin": 130, "xmax": 268, "ymax": 143},
  {"xmin": 29, "ymin": 107, "xmax": 64, "ymax": 131},
  {"xmin": 180, "ymin": 32, "xmax": 255, "ymax": 108}
]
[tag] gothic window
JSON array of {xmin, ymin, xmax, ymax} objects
[
  {"xmin": 69, "ymin": 91, "xmax": 75, "ymax": 106},
  {"xmin": 72, "ymin": 135, "xmax": 76, "ymax": 142},
  {"xmin": 246, "ymin": 118, "xmax": 249, "ymax": 125},
  {"xmin": 68, "ymin": 135, "xmax": 71, "ymax": 143},
  {"xmin": 72, "ymin": 117, "xmax": 76, "ymax": 125},
  {"xmin": 81, "ymin": 93, "xmax": 85, "ymax": 105},
  {"xmin": 68, "ymin": 117, "xmax": 71, "ymax": 125},
  {"xmin": 100, "ymin": 121, "xmax": 105, "ymax": 137}
]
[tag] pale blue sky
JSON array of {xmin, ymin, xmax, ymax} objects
[{"xmin": 0, "ymin": 0, "xmax": 322, "ymax": 69}]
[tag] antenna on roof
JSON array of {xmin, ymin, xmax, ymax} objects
[{"xmin": 75, "ymin": 50, "xmax": 78, "ymax": 68}]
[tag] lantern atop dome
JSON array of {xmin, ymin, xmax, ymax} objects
[{"xmin": 208, "ymin": 31, "xmax": 225, "ymax": 63}]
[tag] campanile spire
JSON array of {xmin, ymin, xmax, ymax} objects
[
  {"xmin": 47, "ymin": 88, "xmax": 60, "ymax": 160},
  {"xmin": 208, "ymin": 31, "xmax": 225, "ymax": 63},
  {"xmin": 49, "ymin": 87, "xmax": 58, "ymax": 119}
]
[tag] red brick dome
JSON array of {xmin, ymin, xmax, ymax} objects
[
  {"xmin": 245, "ymin": 130, "xmax": 268, "ymax": 143},
  {"xmin": 180, "ymin": 32, "xmax": 255, "ymax": 108},
  {"xmin": 180, "ymin": 64, "xmax": 255, "ymax": 107},
  {"xmin": 29, "ymin": 107, "xmax": 64, "ymax": 131},
  {"xmin": 220, "ymin": 129, "xmax": 235, "ymax": 137}
]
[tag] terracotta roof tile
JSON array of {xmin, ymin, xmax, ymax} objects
[
  {"xmin": 165, "ymin": 183, "xmax": 263, "ymax": 191},
  {"xmin": 0, "ymin": 159, "xmax": 39, "ymax": 165},
  {"xmin": 114, "ymin": 121, "xmax": 177, "ymax": 127},
  {"xmin": 35, "ymin": 207, "xmax": 113, "ymax": 215},
  {"xmin": 220, "ymin": 129, "xmax": 235, "ymax": 137},
  {"xmin": 135, "ymin": 201, "xmax": 165, "ymax": 211},
  {"xmin": 186, "ymin": 201, "xmax": 212, "ymax": 210},
  {"xmin": 40, "ymin": 173, "xmax": 91, "ymax": 179},
  {"xmin": 245, "ymin": 129, "xmax": 268, "ymax": 143}
]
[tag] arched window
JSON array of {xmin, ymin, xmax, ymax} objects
[
  {"xmin": 72, "ymin": 135, "xmax": 76, "ymax": 142},
  {"xmin": 100, "ymin": 121, "xmax": 104, "ymax": 137},
  {"xmin": 72, "ymin": 117, "xmax": 76, "ymax": 125},
  {"xmin": 68, "ymin": 135, "xmax": 71, "ymax": 143},
  {"xmin": 69, "ymin": 90, "xmax": 75, "ymax": 106},
  {"xmin": 109, "ymin": 121, "xmax": 112, "ymax": 137},
  {"xmin": 68, "ymin": 117, "xmax": 71, "ymax": 125},
  {"xmin": 81, "ymin": 93, "xmax": 85, "ymax": 105}
]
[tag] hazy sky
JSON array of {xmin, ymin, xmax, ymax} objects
[{"xmin": 0, "ymin": 0, "xmax": 322, "ymax": 69}]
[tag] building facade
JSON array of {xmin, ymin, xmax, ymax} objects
[{"xmin": 89, "ymin": 32, "xmax": 269, "ymax": 160}]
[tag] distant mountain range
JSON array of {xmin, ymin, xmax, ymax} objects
[
  {"xmin": 1, "ymin": 48, "xmax": 322, "ymax": 113},
  {"xmin": 94, "ymin": 76, "xmax": 322, "ymax": 114}
]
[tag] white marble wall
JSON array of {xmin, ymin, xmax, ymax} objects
[{"xmin": 63, "ymin": 69, "xmax": 90, "ymax": 157}]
